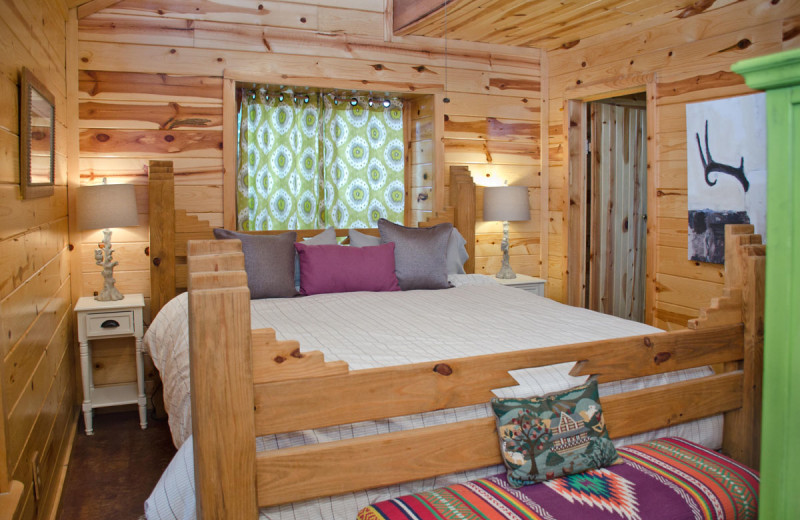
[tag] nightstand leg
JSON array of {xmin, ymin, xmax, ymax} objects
[
  {"xmin": 80, "ymin": 340, "xmax": 94, "ymax": 435},
  {"xmin": 135, "ymin": 337, "xmax": 148, "ymax": 429}
]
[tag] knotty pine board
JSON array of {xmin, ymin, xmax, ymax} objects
[
  {"xmin": 76, "ymin": 6, "xmax": 544, "ymax": 285},
  {"xmin": 543, "ymin": 0, "xmax": 800, "ymax": 321},
  {"xmin": 79, "ymin": 157, "xmax": 224, "ymax": 185},
  {"xmin": 3, "ymin": 280, "xmax": 71, "ymax": 415}
]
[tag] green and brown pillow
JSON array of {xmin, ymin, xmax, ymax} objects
[{"xmin": 491, "ymin": 379, "xmax": 620, "ymax": 488}]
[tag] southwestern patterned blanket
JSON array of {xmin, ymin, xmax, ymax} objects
[{"xmin": 357, "ymin": 438, "xmax": 758, "ymax": 520}]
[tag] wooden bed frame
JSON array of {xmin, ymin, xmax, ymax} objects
[
  {"xmin": 184, "ymin": 225, "xmax": 763, "ymax": 519},
  {"xmin": 147, "ymin": 161, "xmax": 477, "ymax": 318},
  {"xmin": 148, "ymin": 160, "xmax": 764, "ymax": 518}
]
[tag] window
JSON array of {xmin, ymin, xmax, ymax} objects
[{"xmin": 236, "ymin": 87, "xmax": 405, "ymax": 231}]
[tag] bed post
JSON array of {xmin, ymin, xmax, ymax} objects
[
  {"xmin": 423, "ymin": 166, "xmax": 476, "ymax": 273},
  {"xmin": 187, "ymin": 239, "xmax": 258, "ymax": 519},
  {"xmin": 149, "ymin": 161, "xmax": 176, "ymax": 318},
  {"xmin": 450, "ymin": 166, "xmax": 477, "ymax": 274},
  {"xmin": 689, "ymin": 224, "xmax": 765, "ymax": 468}
]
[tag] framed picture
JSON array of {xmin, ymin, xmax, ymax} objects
[
  {"xmin": 686, "ymin": 93, "xmax": 766, "ymax": 264},
  {"xmin": 19, "ymin": 67, "xmax": 55, "ymax": 199}
]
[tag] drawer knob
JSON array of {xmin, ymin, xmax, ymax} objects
[{"xmin": 101, "ymin": 319, "xmax": 120, "ymax": 329}]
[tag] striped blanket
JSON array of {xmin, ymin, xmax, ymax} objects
[{"xmin": 357, "ymin": 438, "xmax": 758, "ymax": 520}]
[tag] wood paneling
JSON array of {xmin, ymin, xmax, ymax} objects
[
  {"xmin": 1, "ymin": 1, "xmax": 75, "ymax": 517},
  {"xmin": 543, "ymin": 0, "xmax": 800, "ymax": 325},
  {"xmin": 396, "ymin": 0, "xmax": 713, "ymax": 51},
  {"xmin": 76, "ymin": 1, "xmax": 544, "ymax": 299}
]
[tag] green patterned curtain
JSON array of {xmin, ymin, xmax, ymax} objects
[
  {"xmin": 321, "ymin": 94, "xmax": 405, "ymax": 228},
  {"xmin": 237, "ymin": 89, "xmax": 322, "ymax": 230},
  {"xmin": 237, "ymin": 89, "xmax": 404, "ymax": 231}
]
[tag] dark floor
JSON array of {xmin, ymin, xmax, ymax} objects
[{"xmin": 57, "ymin": 411, "xmax": 175, "ymax": 520}]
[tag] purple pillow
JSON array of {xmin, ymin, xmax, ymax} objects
[{"xmin": 294, "ymin": 242, "xmax": 401, "ymax": 296}]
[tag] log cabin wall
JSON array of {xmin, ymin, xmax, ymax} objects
[
  {"xmin": 1, "ymin": 1, "xmax": 77, "ymax": 519},
  {"xmin": 407, "ymin": 97, "xmax": 434, "ymax": 226},
  {"xmin": 74, "ymin": 0, "xmax": 545, "ymax": 339},
  {"xmin": 544, "ymin": 0, "xmax": 800, "ymax": 325}
]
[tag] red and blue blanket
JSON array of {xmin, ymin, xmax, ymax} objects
[{"xmin": 357, "ymin": 438, "xmax": 758, "ymax": 520}]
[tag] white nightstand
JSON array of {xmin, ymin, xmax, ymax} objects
[
  {"xmin": 490, "ymin": 274, "xmax": 547, "ymax": 296},
  {"xmin": 75, "ymin": 294, "xmax": 147, "ymax": 435}
]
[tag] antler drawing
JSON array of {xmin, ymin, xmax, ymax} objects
[{"xmin": 696, "ymin": 120, "xmax": 749, "ymax": 192}]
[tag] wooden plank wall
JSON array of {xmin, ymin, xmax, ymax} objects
[
  {"xmin": 74, "ymin": 0, "xmax": 544, "ymax": 334},
  {"xmin": 545, "ymin": 0, "xmax": 800, "ymax": 324},
  {"xmin": 0, "ymin": 1, "xmax": 78, "ymax": 519},
  {"xmin": 407, "ymin": 97, "xmax": 434, "ymax": 226}
]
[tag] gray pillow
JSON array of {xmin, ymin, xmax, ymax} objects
[
  {"xmin": 296, "ymin": 227, "xmax": 338, "ymax": 286},
  {"xmin": 378, "ymin": 218, "xmax": 452, "ymax": 290},
  {"xmin": 348, "ymin": 228, "xmax": 381, "ymax": 248},
  {"xmin": 354, "ymin": 226, "xmax": 468, "ymax": 274},
  {"xmin": 212, "ymin": 228, "xmax": 297, "ymax": 299}
]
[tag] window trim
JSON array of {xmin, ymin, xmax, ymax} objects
[{"xmin": 221, "ymin": 75, "xmax": 444, "ymax": 231}]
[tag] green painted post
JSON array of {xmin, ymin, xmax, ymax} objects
[{"xmin": 733, "ymin": 48, "xmax": 800, "ymax": 518}]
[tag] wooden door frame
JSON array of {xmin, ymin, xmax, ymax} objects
[{"xmin": 563, "ymin": 74, "xmax": 657, "ymax": 325}]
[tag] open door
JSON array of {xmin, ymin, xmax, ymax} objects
[{"xmin": 586, "ymin": 96, "xmax": 647, "ymax": 321}]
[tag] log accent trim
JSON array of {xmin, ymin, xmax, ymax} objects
[
  {"xmin": 187, "ymin": 241, "xmax": 258, "ymax": 519},
  {"xmin": 254, "ymin": 370, "xmax": 742, "ymax": 507},
  {"xmin": 252, "ymin": 324, "xmax": 742, "ymax": 436}
]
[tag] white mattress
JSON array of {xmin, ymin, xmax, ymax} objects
[{"xmin": 144, "ymin": 275, "xmax": 721, "ymax": 520}]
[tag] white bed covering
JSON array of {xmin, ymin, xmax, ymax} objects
[{"xmin": 144, "ymin": 275, "xmax": 721, "ymax": 520}]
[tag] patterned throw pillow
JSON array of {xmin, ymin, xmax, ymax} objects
[{"xmin": 491, "ymin": 379, "xmax": 620, "ymax": 488}]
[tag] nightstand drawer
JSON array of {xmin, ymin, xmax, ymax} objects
[
  {"xmin": 85, "ymin": 310, "xmax": 135, "ymax": 337},
  {"xmin": 489, "ymin": 274, "xmax": 547, "ymax": 297},
  {"xmin": 517, "ymin": 283, "xmax": 544, "ymax": 296}
]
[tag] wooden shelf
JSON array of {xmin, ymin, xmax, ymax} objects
[{"xmin": 91, "ymin": 383, "xmax": 138, "ymax": 408}]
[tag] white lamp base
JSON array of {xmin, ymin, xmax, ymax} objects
[
  {"xmin": 94, "ymin": 228, "xmax": 124, "ymax": 301},
  {"xmin": 495, "ymin": 220, "xmax": 517, "ymax": 279}
]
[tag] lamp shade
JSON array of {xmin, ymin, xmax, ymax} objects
[
  {"xmin": 77, "ymin": 183, "xmax": 138, "ymax": 230},
  {"xmin": 483, "ymin": 186, "xmax": 530, "ymax": 222}
]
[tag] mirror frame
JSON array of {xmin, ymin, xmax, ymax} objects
[{"xmin": 20, "ymin": 67, "xmax": 55, "ymax": 199}]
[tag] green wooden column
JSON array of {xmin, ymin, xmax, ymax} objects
[{"xmin": 733, "ymin": 48, "xmax": 800, "ymax": 518}]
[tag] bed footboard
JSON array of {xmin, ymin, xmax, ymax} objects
[{"xmin": 186, "ymin": 225, "xmax": 763, "ymax": 518}]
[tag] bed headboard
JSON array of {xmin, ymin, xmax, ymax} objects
[{"xmin": 148, "ymin": 162, "xmax": 476, "ymax": 317}]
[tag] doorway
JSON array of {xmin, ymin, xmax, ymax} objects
[{"xmin": 585, "ymin": 94, "xmax": 648, "ymax": 321}]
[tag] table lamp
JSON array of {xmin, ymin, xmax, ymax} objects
[
  {"xmin": 483, "ymin": 185, "xmax": 530, "ymax": 279},
  {"xmin": 77, "ymin": 179, "xmax": 138, "ymax": 301}
]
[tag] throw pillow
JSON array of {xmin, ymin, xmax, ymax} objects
[
  {"xmin": 212, "ymin": 228, "xmax": 297, "ymax": 299},
  {"xmin": 447, "ymin": 228, "xmax": 469, "ymax": 275},
  {"xmin": 295, "ymin": 227, "xmax": 338, "ymax": 287},
  {"xmin": 348, "ymin": 228, "xmax": 381, "ymax": 248},
  {"xmin": 491, "ymin": 379, "xmax": 620, "ymax": 488},
  {"xmin": 377, "ymin": 218, "xmax": 452, "ymax": 290},
  {"xmin": 352, "ymin": 226, "xmax": 469, "ymax": 275},
  {"xmin": 294, "ymin": 242, "xmax": 401, "ymax": 295}
]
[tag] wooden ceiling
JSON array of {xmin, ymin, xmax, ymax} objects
[{"xmin": 394, "ymin": 0, "xmax": 705, "ymax": 50}]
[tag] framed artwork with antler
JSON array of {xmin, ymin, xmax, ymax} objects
[{"xmin": 686, "ymin": 93, "xmax": 767, "ymax": 264}]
